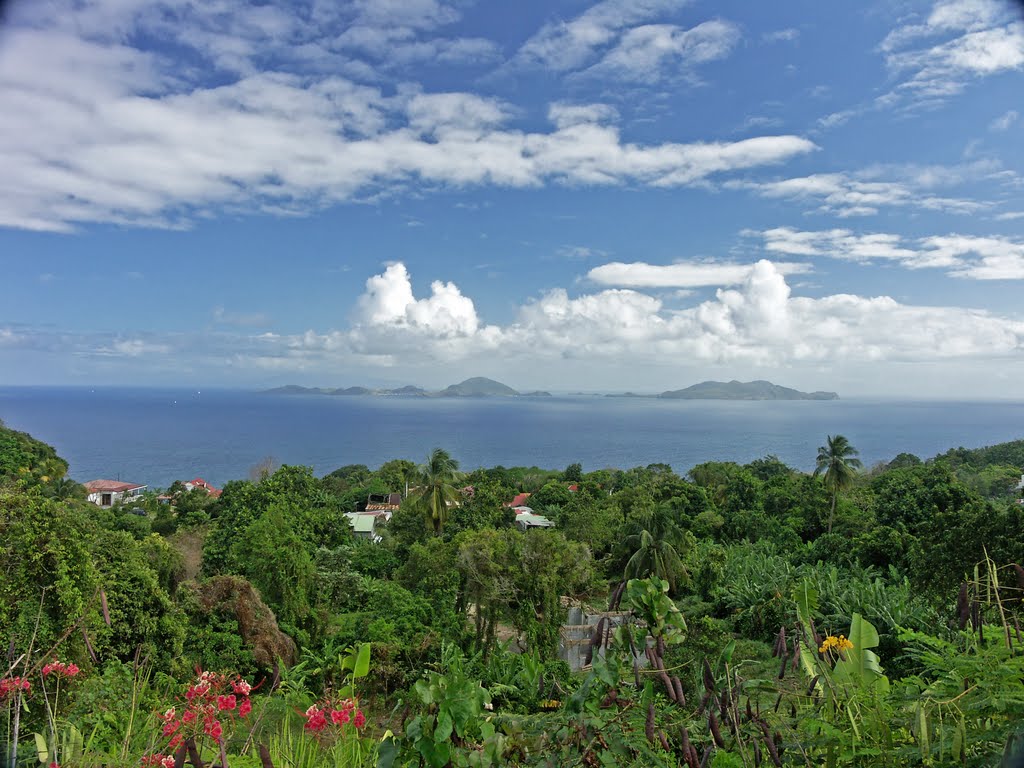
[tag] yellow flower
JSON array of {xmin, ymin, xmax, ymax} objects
[{"xmin": 819, "ymin": 634, "xmax": 854, "ymax": 654}]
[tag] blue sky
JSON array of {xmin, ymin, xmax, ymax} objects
[{"xmin": 1, "ymin": 0, "xmax": 1023, "ymax": 396}]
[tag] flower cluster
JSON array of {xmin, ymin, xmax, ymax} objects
[
  {"xmin": 42, "ymin": 660, "xmax": 80, "ymax": 678},
  {"xmin": 819, "ymin": 634, "xmax": 854, "ymax": 654},
  {"xmin": 303, "ymin": 697, "xmax": 366, "ymax": 733},
  {"xmin": 0, "ymin": 676, "xmax": 31, "ymax": 699},
  {"xmin": 141, "ymin": 755, "xmax": 175, "ymax": 768},
  {"xmin": 147, "ymin": 670, "xmax": 254, "ymax": 765}
]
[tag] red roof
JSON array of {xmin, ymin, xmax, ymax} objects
[
  {"xmin": 506, "ymin": 492, "xmax": 532, "ymax": 508},
  {"xmin": 183, "ymin": 477, "xmax": 221, "ymax": 496},
  {"xmin": 84, "ymin": 479, "xmax": 145, "ymax": 493}
]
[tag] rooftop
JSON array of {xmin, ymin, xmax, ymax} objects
[{"xmin": 84, "ymin": 479, "xmax": 146, "ymax": 493}]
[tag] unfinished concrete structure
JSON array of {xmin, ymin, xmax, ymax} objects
[{"xmin": 558, "ymin": 608, "xmax": 647, "ymax": 672}]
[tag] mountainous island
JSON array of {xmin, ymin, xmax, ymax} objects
[
  {"xmin": 659, "ymin": 380, "xmax": 839, "ymax": 400},
  {"xmin": 265, "ymin": 378, "xmax": 836, "ymax": 400},
  {"xmin": 261, "ymin": 377, "xmax": 551, "ymax": 398}
]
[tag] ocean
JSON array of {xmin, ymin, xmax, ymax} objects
[{"xmin": 1, "ymin": 387, "xmax": 1023, "ymax": 489}]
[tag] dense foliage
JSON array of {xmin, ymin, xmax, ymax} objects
[{"xmin": 3, "ymin": 421, "xmax": 1024, "ymax": 766}]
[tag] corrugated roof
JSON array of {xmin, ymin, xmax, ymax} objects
[
  {"xmin": 84, "ymin": 479, "xmax": 145, "ymax": 493},
  {"xmin": 517, "ymin": 513, "xmax": 555, "ymax": 528},
  {"xmin": 345, "ymin": 514, "xmax": 376, "ymax": 533}
]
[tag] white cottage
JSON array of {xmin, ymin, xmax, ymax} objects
[{"xmin": 83, "ymin": 479, "xmax": 147, "ymax": 508}]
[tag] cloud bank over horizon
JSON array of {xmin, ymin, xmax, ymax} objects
[
  {"xmin": 0, "ymin": 0, "xmax": 1022, "ymax": 395},
  {"xmin": 4, "ymin": 260, "xmax": 1023, "ymax": 396}
]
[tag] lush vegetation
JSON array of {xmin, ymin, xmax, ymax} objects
[{"xmin": 3, "ymin": 417, "xmax": 1024, "ymax": 766}]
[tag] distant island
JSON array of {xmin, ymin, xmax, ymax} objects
[
  {"xmin": 264, "ymin": 378, "xmax": 835, "ymax": 400},
  {"xmin": 659, "ymin": 380, "xmax": 838, "ymax": 401},
  {"xmin": 261, "ymin": 377, "xmax": 551, "ymax": 398}
]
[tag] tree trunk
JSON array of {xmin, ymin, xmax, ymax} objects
[
  {"xmin": 827, "ymin": 491, "xmax": 837, "ymax": 534},
  {"xmin": 8, "ymin": 689, "xmax": 21, "ymax": 768}
]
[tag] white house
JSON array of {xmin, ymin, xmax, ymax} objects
[
  {"xmin": 83, "ymin": 479, "xmax": 147, "ymax": 508},
  {"xmin": 513, "ymin": 506, "xmax": 555, "ymax": 531},
  {"xmin": 345, "ymin": 511, "xmax": 389, "ymax": 543}
]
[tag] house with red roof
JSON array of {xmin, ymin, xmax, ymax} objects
[
  {"xmin": 504, "ymin": 492, "xmax": 532, "ymax": 508},
  {"xmin": 158, "ymin": 477, "xmax": 222, "ymax": 503},
  {"xmin": 184, "ymin": 477, "xmax": 222, "ymax": 498},
  {"xmin": 84, "ymin": 479, "xmax": 147, "ymax": 508}
]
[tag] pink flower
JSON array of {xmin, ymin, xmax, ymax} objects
[
  {"xmin": 330, "ymin": 708, "xmax": 350, "ymax": 726},
  {"xmin": 231, "ymin": 679, "xmax": 252, "ymax": 696},
  {"xmin": 0, "ymin": 677, "xmax": 31, "ymax": 698},
  {"xmin": 160, "ymin": 757, "xmax": 175, "ymax": 768},
  {"xmin": 182, "ymin": 710, "xmax": 197, "ymax": 725},
  {"xmin": 216, "ymin": 694, "xmax": 236, "ymax": 712},
  {"xmin": 185, "ymin": 682, "xmax": 210, "ymax": 701},
  {"xmin": 303, "ymin": 706, "xmax": 327, "ymax": 732},
  {"xmin": 161, "ymin": 719, "xmax": 179, "ymax": 737},
  {"xmin": 65, "ymin": 664, "xmax": 80, "ymax": 678},
  {"xmin": 353, "ymin": 710, "xmax": 366, "ymax": 729},
  {"xmin": 203, "ymin": 718, "xmax": 223, "ymax": 742},
  {"xmin": 168, "ymin": 734, "xmax": 183, "ymax": 750},
  {"xmin": 238, "ymin": 698, "xmax": 252, "ymax": 718}
]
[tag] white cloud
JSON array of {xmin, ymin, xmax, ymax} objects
[
  {"xmin": 732, "ymin": 169, "xmax": 987, "ymax": 217},
  {"xmin": 758, "ymin": 227, "xmax": 1024, "ymax": 279},
  {"xmin": 354, "ymin": 263, "xmax": 482, "ymax": 337},
  {"xmin": 762, "ymin": 28, "xmax": 800, "ymax": 44},
  {"xmin": 0, "ymin": 8, "xmax": 816, "ymax": 231},
  {"xmin": 925, "ymin": 235, "xmax": 1024, "ymax": 280},
  {"xmin": 990, "ymin": 109, "xmax": 1019, "ymax": 131},
  {"xmin": 548, "ymin": 103, "xmax": 620, "ymax": 128},
  {"xmin": 340, "ymin": 260, "xmax": 1024, "ymax": 366},
  {"xmin": 879, "ymin": 0, "xmax": 1024, "ymax": 110},
  {"xmin": 213, "ymin": 306, "xmax": 271, "ymax": 327},
  {"xmin": 580, "ymin": 20, "xmax": 741, "ymax": 83},
  {"xmin": 558, "ymin": 245, "xmax": 607, "ymax": 260},
  {"xmin": 512, "ymin": 0, "xmax": 690, "ymax": 72},
  {"xmin": 9, "ymin": 262, "xmax": 1024, "ymax": 386},
  {"xmin": 587, "ymin": 259, "xmax": 811, "ymax": 288},
  {"xmin": 93, "ymin": 339, "xmax": 173, "ymax": 358}
]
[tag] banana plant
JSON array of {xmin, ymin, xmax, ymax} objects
[{"xmin": 33, "ymin": 725, "xmax": 84, "ymax": 767}]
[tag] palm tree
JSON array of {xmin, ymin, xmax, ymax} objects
[
  {"xmin": 409, "ymin": 448, "xmax": 462, "ymax": 535},
  {"xmin": 814, "ymin": 434, "xmax": 862, "ymax": 534},
  {"xmin": 623, "ymin": 508, "xmax": 689, "ymax": 594},
  {"xmin": 47, "ymin": 477, "xmax": 84, "ymax": 501}
]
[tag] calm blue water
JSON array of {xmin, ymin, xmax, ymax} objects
[{"xmin": 1, "ymin": 387, "xmax": 1023, "ymax": 489}]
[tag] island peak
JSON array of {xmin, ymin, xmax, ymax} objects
[{"xmin": 659, "ymin": 380, "xmax": 838, "ymax": 401}]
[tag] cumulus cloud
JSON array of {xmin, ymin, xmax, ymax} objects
[
  {"xmin": 338, "ymin": 261, "xmax": 1024, "ymax": 366},
  {"xmin": 355, "ymin": 263, "xmax": 481, "ymax": 336},
  {"xmin": 9, "ymin": 262, "xmax": 1024, "ymax": 384},
  {"xmin": 759, "ymin": 227, "xmax": 1024, "ymax": 278},
  {"xmin": 587, "ymin": 260, "xmax": 811, "ymax": 288}
]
